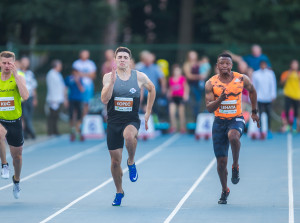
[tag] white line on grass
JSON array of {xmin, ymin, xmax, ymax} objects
[
  {"xmin": 164, "ymin": 158, "xmax": 216, "ymax": 223},
  {"xmin": 287, "ymin": 133, "xmax": 294, "ymax": 223},
  {"xmin": 0, "ymin": 142, "xmax": 106, "ymax": 191},
  {"xmin": 40, "ymin": 134, "xmax": 180, "ymax": 223}
]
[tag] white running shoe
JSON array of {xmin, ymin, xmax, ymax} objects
[
  {"xmin": 1, "ymin": 163, "xmax": 9, "ymax": 179},
  {"xmin": 12, "ymin": 176, "xmax": 20, "ymax": 199}
]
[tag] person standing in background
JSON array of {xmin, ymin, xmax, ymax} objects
[
  {"xmin": 280, "ymin": 59, "xmax": 300, "ymax": 132},
  {"xmin": 168, "ymin": 64, "xmax": 189, "ymax": 133},
  {"xmin": 101, "ymin": 49, "xmax": 115, "ymax": 76},
  {"xmin": 183, "ymin": 51, "xmax": 202, "ymax": 120},
  {"xmin": 65, "ymin": 68, "xmax": 85, "ymax": 141},
  {"xmin": 72, "ymin": 50, "xmax": 97, "ymax": 118},
  {"xmin": 252, "ymin": 60, "xmax": 277, "ymax": 137},
  {"xmin": 46, "ymin": 60, "xmax": 67, "ymax": 136},
  {"xmin": 20, "ymin": 56, "xmax": 38, "ymax": 140}
]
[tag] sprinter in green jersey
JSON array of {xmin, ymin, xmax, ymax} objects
[{"xmin": 0, "ymin": 51, "xmax": 29, "ymax": 199}]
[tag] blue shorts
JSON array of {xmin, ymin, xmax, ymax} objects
[{"xmin": 212, "ymin": 116, "xmax": 245, "ymax": 158}]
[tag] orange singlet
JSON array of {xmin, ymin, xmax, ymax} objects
[{"xmin": 209, "ymin": 72, "xmax": 244, "ymax": 119}]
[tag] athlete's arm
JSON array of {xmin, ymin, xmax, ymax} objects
[
  {"xmin": 205, "ymin": 80, "xmax": 226, "ymax": 113},
  {"xmin": 9, "ymin": 62, "xmax": 29, "ymax": 100},
  {"xmin": 243, "ymin": 74, "xmax": 260, "ymax": 128},
  {"xmin": 137, "ymin": 71, "xmax": 156, "ymax": 130},
  {"xmin": 101, "ymin": 72, "xmax": 115, "ymax": 105}
]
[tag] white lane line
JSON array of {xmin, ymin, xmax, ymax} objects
[
  {"xmin": 0, "ymin": 142, "xmax": 106, "ymax": 191},
  {"xmin": 164, "ymin": 158, "xmax": 216, "ymax": 223},
  {"xmin": 6, "ymin": 135, "xmax": 69, "ymax": 160},
  {"xmin": 287, "ymin": 133, "xmax": 294, "ymax": 223},
  {"xmin": 40, "ymin": 134, "xmax": 180, "ymax": 223}
]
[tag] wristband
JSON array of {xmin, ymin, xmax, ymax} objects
[{"xmin": 252, "ymin": 109, "xmax": 258, "ymax": 114}]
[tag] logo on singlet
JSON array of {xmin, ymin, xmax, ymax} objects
[{"xmin": 129, "ymin": 88, "xmax": 136, "ymax": 94}]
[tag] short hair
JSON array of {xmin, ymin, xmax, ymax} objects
[
  {"xmin": 115, "ymin": 47, "xmax": 132, "ymax": 58},
  {"xmin": 51, "ymin": 59, "xmax": 62, "ymax": 68},
  {"xmin": 0, "ymin": 51, "xmax": 15, "ymax": 61},
  {"xmin": 217, "ymin": 53, "xmax": 232, "ymax": 60}
]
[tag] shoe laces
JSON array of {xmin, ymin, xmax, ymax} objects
[
  {"xmin": 14, "ymin": 183, "xmax": 20, "ymax": 192},
  {"xmin": 232, "ymin": 167, "xmax": 239, "ymax": 176}
]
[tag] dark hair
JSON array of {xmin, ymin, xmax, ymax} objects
[
  {"xmin": 260, "ymin": 60, "xmax": 267, "ymax": 65},
  {"xmin": 217, "ymin": 53, "xmax": 232, "ymax": 60},
  {"xmin": 51, "ymin": 59, "xmax": 62, "ymax": 68},
  {"xmin": 115, "ymin": 47, "xmax": 132, "ymax": 58}
]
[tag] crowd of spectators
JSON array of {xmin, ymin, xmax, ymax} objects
[{"xmin": 14, "ymin": 44, "xmax": 300, "ymax": 140}]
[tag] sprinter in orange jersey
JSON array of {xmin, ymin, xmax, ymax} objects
[{"xmin": 205, "ymin": 53, "xmax": 260, "ymax": 205}]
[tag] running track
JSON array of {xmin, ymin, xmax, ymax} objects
[{"xmin": 0, "ymin": 132, "xmax": 299, "ymax": 223}]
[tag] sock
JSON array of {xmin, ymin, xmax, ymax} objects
[{"xmin": 13, "ymin": 176, "xmax": 19, "ymax": 184}]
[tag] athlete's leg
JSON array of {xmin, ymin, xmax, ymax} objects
[
  {"xmin": 228, "ymin": 129, "xmax": 241, "ymax": 168},
  {"xmin": 9, "ymin": 145, "xmax": 22, "ymax": 181},
  {"xmin": 123, "ymin": 125, "xmax": 138, "ymax": 165},
  {"xmin": 217, "ymin": 156, "xmax": 228, "ymax": 192},
  {"xmin": 0, "ymin": 125, "xmax": 7, "ymax": 165},
  {"xmin": 169, "ymin": 102, "xmax": 177, "ymax": 131},
  {"xmin": 109, "ymin": 148, "xmax": 123, "ymax": 193}
]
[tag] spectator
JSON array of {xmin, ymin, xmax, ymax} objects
[
  {"xmin": 252, "ymin": 61, "xmax": 277, "ymax": 136},
  {"xmin": 65, "ymin": 68, "xmax": 85, "ymax": 141},
  {"xmin": 101, "ymin": 49, "xmax": 114, "ymax": 76},
  {"xmin": 198, "ymin": 55, "xmax": 211, "ymax": 93},
  {"xmin": 280, "ymin": 59, "xmax": 300, "ymax": 132},
  {"xmin": 168, "ymin": 64, "xmax": 189, "ymax": 133},
  {"xmin": 228, "ymin": 45, "xmax": 271, "ymax": 71},
  {"xmin": 20, "ymin": 57, "xmax": 38, "ymax": 139},
  {"xmin": 72, "ymin": 50, "xmax": 97, "ymax": 118},
  {"xmin": 46, "ymin": 60, "xmax": 67, "ymax": 136},
  {"xmin": 135, "ymin": 50, "xmax": 151, "ymax": 71},
  {"xmin": 183, "ymin": 51, "xmax": 201, "ymax": 120},
  {"xmin": 138, "ymin": 52, "xmax": 167, "ymax": 115}
]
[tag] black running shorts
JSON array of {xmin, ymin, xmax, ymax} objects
[
  {"xmin": 212, "ymin": 116, "xmax": 245, "ymax": 158},
  {"xmin": 107, "ymin": 121, "xmax": 141, "ymax": 150},
  {"xmin": 0, "ymin": 118, "xmax": 24, "ymax": 147}
]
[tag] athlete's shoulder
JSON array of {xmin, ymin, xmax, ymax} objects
[{"xmin": 208, "ymin": 74, "xmax": 219, "ymax": 83}]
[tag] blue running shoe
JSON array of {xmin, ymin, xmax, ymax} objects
[
  {"xmin": 127, "ymin": 160, "xmax": 138, "ymax": 182},
  {"xmin": 112, "ymin": 192, "xmax": 124, "ymax": 206}
]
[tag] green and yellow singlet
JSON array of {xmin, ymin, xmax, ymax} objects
[{"xmin": 0, "ymin": 72, "xmax": 24, "ymax": 120}]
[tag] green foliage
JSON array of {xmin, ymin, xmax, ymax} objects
[
  {"xmin": 199, "ymin": 0, "xmax": 300, "ymax": 44},
  {"xmin": 0, "ymin": 0, "xmax": 112, "ymax": 44}
]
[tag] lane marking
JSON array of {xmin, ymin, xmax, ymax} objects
[
  {"xmin": 40, "ymin": 134, "xmax": 180, "ymax": 223},
  {"xmin": 287, "ymin": 133, "xmax": 294, "ymax": 223},
  {"xmin": 6, "ymin": 135, "xmax": 70, "ymax": 160},
  {"xmin": 164, "ymin": 158, "xmax": 216, "ymax": 223},
  {"xmin": 0, "ymin": 142, "xmax": 106, "ymax": 191}
]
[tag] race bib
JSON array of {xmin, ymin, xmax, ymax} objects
[
  {"xmin": 114, "ymin": 97, "xmax": 133, "ymax": 112},
  {"xmin": 0, "ymin": 97, "xmax": 15, "ymax": 111},
  {"xmin": 219, "ymin": 100, "xmax": 237, "ymax": 114}
]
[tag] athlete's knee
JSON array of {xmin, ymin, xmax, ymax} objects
[
  {"xmin": 217, "ymin": 158, "xmax": 227, "ymax": 170},
  {"xmin": 111, "ymin": 157, "xmax": 121, "ymax": 169},
  {"xmin": 228, "ymin": 131, "xmax": 240, "ymax": 144},
  {"xmin": 123, "ymin": 131, "xmax": 136, "ymax": 143}
]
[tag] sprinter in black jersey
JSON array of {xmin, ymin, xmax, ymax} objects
[{"xmin": 101, "ymin": 47, "xmax": 156, "ymax": 206}]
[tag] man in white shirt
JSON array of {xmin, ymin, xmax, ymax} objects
[
  {"xmin": 252, "ymin": 60, "xmax": 277, "ymax": 134},
  {"xmin": 72, "ymin": 50, "xmax": 97, "ymax": 117},
  {"xmin": 46, "ymin": 60, "xmax": 67, "ymax": 136}
]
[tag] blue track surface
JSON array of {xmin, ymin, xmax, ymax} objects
[{"xmin": 0, "ymin": 133, "xmax": 298, "ymax": 223}]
